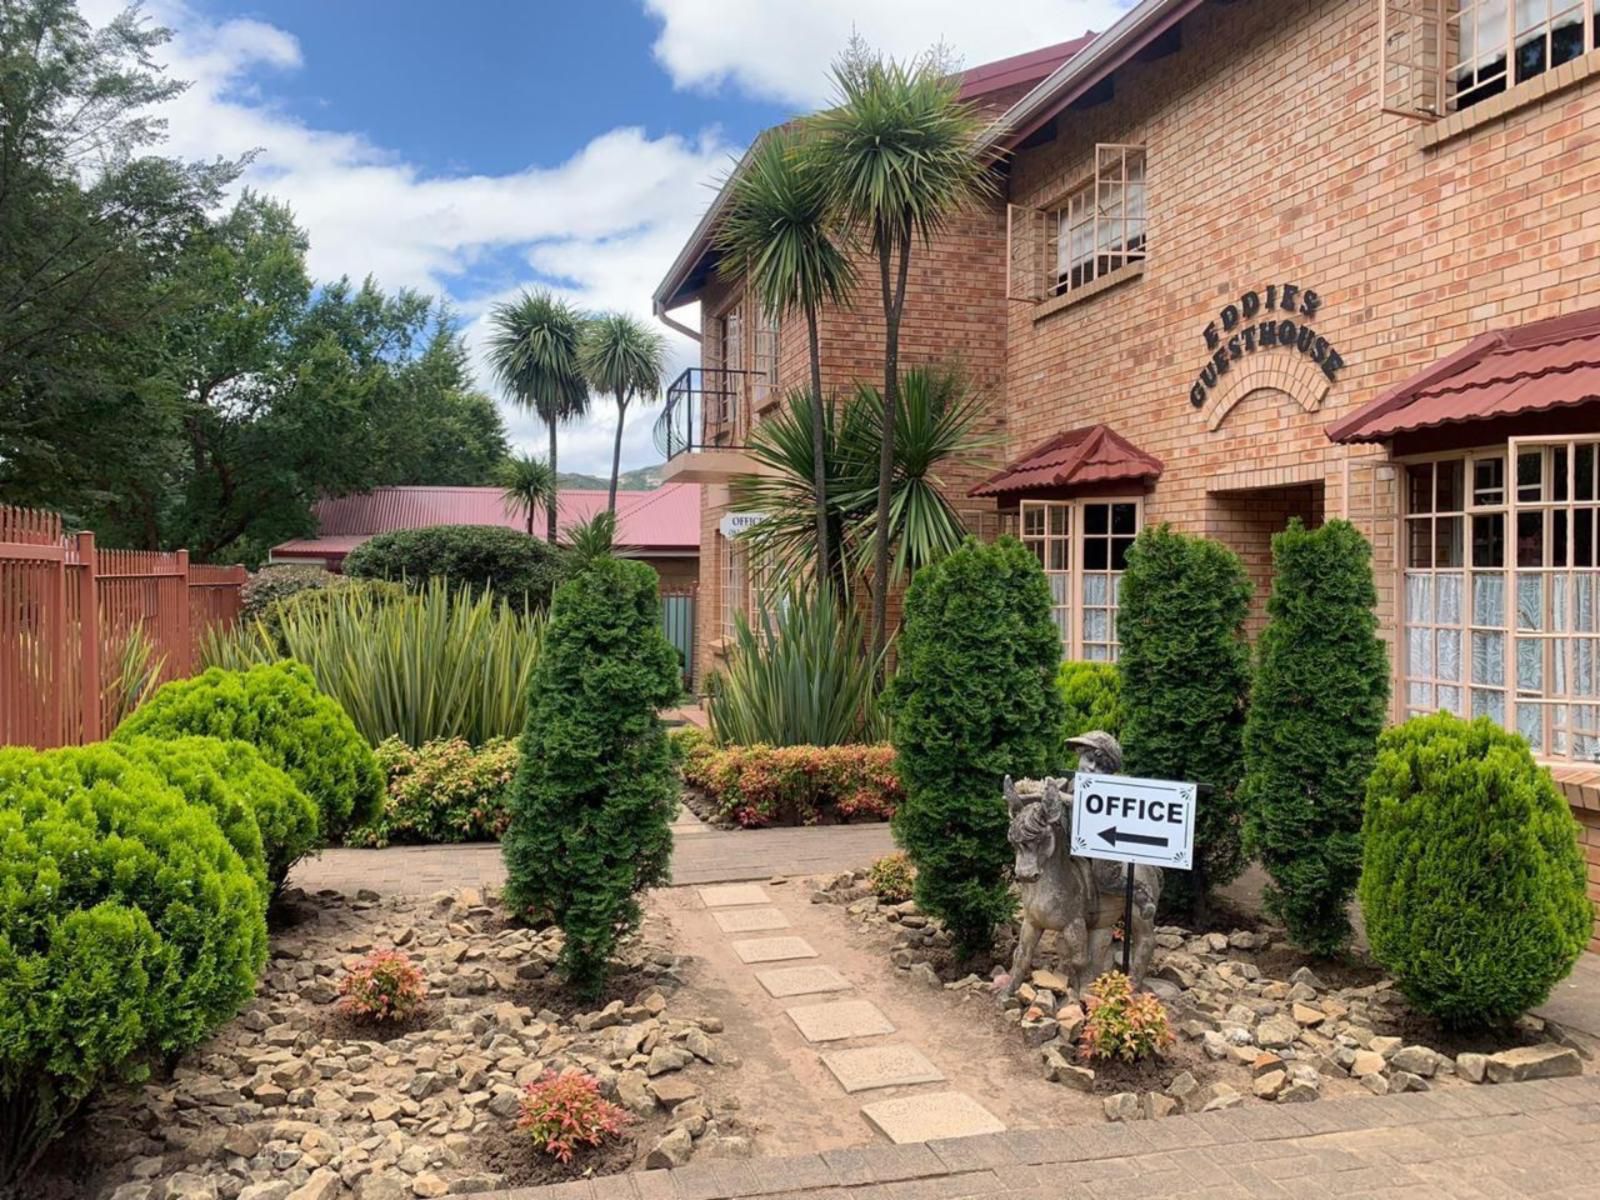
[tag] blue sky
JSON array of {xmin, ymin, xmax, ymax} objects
[{"xmin": 86, "ymin": 0, "xmax": 1130, "ymax": 474}]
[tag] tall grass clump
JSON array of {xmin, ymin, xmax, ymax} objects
[
  {"xmin": 201, "ymin": 578, "xmax": 544, "ymax": 746},
  {"xmin": 707, "ymin": 582, "xmax": 886, "ymax": 747}
]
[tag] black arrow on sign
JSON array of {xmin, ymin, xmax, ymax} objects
[{"xmin": 1097, "ymin": 826, "xmax": 1169, "ymax": 849}]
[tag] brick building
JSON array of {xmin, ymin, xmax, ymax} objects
[{"xmin": 654, "ymin": 1, "xmax": 1600, "ymax": 925}]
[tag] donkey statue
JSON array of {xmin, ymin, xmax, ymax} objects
[{"xmin": 1002, "ymin": 731, "xmax": 1163, "ymax": 997}]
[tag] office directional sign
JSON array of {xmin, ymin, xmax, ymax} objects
[{"xmin": 1070, "ymin": 772, "xmax": 1197, "ymax": 870}]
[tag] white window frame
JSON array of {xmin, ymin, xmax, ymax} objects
[
  {"xmin": 1046, "ymin": 145, "xmax": 1147, "ymax": 298},
  {"xmin": 1449, "ymin": 0, "xmax": 1596, "ymax": 111},
  {"xmin": 752, "ymin": 308, "xmax": 780, "ymax": 410},
  {"xmin": 720, "ymin": 532, "xmax": 746, "ymax": 646},
  {"xmin": 1019, "ymin": 497, "xmax": 1143, "ymax": 662},
  {"xmin": 1400, "ymin": 437, "xmax": 1600, "ymax": 763}
]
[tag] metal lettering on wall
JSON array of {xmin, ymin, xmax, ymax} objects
[{"xmin": 1188, "ymin": 284, "xmax": 1346, "ymax": 409}]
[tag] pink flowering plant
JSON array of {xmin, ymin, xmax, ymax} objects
[
  {"xmin": 337, "ymin": 950, "xmax": 427, "ymax": 1022},
  {"xmin": 1078, "ymin": 970, "xmax": 1174, "ymax": 1063},
  {"xmin": 517, "ymin": 1070, "xmax": 631, "ymax": 1163}
]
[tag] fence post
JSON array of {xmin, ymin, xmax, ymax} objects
[
  {"xmin": 77, "ymin": 531, "xmax": 101, "ymax": 742},
  {"xmin": 175, "ymin": 548, "xmax": 192, "ymax": 676}
]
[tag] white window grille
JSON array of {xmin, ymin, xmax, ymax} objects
[
  {"xmin": 1019, "ymin": 498, "xmax": 1141, "ymax": 661},
  {"xmin": 1006, "ymin": 145, "xmax": 1146, "ymax": 303},
  {"xmin": 752, "ymin": 309, "xmax": 779, "ymax": 410},
  {"xmin": 720, "ymin": 534, "xmax": 746, "ymax": 646}
]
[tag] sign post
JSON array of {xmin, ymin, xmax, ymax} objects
[{"xmin": 1070, "ymin": 772, "xmax": 1198, "ymax": 976}]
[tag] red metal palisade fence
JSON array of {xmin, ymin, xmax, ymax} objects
[{"xmin": 0, "ymin": 502, "xmax": 247, "ymax": 748}]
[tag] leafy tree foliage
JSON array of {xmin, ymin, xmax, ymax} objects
[
  {"xmin": 1361, "ymin": 714, "xmax": 1592, "ymax": 1025},
  {"xmin": 1117, "ymin": 526, "xmax": 1252, "ymax": 922},
  {"xmin": 1057, "ymin": 661, "xmax": 1124, "ymax": 742},
  {"xmin": 1243, "ymin": 520, "xmax": 1389, "ymax": 955},
  {"xmin": 890, "ymin": 537, "xmax": 1065, "ymax": 958},
  {"xmin": 502, "ymin": 557, "xmax": 682, "ymax": 997},
  {"xmin": 343, "ymin": 525, "xmax": 568, "ymax": 613}
]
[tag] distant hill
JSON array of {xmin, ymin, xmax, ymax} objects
[{"xmin": 557, "ymin": 465, "xmax": 664, "ymax": 491}]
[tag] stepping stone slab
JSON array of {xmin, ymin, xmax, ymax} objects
[
  {"xmin": 860, "ymin": 1091, "xmax": 1005, "ymax": 1144},
  {"xmin": 756, "ymin": 965, "xmax": 852, "ymax": 998},
  {"xmin": 786, "ymin": 999, "xmax": 896, "ymax": 1043},
  {"xmin": 697, "ymin": 884, "xmax": 771, "ymax": 908},
  {"xmin": 820, "ymin": 1044, "xmax": 946, "ymax": 1093},
  {"xmin": 732, "ymin": 936, "xmax": 818, "ymax": 964},
  {"xmin": 712, "ymin": 907, "xmax": 792, "ymax": 933}
]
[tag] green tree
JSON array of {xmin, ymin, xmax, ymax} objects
[
  {"xmin": 579, "ymin": 312, "xmax": 666, "ymax": 513},
  {"xmin": 502, "ymin": 556, "xmax": 682, "ymax": 997},
  {"xmin": 810, "ymin": 39, "xmax": 995, "ymax": 662},
  {"xmin": 715, "ymin": 128, "xmax": 856, "ymax": 588},
  {"xmin": 1057, "ymin": 661, "xmax": 1124, "ymax": 742},
  {"xmin": 498, "ymin": 454, "xmax": 558, "ymax": 536},
  {"xmin": 379, "ymin": 313, "xmax": 510, "ymax": 485},
  {"xmin": 486, "ymin": 290, "xmax": 589, "ymax": 543},
  {"xmin": 1361, "ymin": 714, "xmax": 1592, "ymax": 1025},
  {"xmin": 1118, "ymin": 525, "xmax": 1252, "ymax": 923},
  {"xmin": 1243, "ymin": 520, "xmax": 1389, "ymax": 955},
  {"xmin": 890, "ymin": 537, "xmax": 1064, "ymax": 958}
]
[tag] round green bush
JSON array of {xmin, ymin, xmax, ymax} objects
[
  {"xmin": 242, "ymin": 564, "xmax": 341, "ymax": 622},
  {"xmin": 1057, "ymin": 660, "xmax": 1123, "ymax": 742},
  {"xmin": 1360, "ymin": 713, "xmax": 1593, "ymax": 1025},
  {"xmin": 344, "ymin": 524, "xmax": 568, "ymax": 613},
  {"xmin": 113, "ymin": 660, "xmax": 382, "ymax": 842},
  {"xmin": 0, "ymin": 745, "xmax": 266, "ymax": 1187},
  {"xmin": 113, "ymin": 735, "xmax": 320, "ymax": 894}
]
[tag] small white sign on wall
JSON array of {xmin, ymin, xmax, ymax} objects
[{"xmin": 719, "ymin": 512, "xmax": 766, "ymax": 538}]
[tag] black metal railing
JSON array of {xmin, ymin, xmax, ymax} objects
[{"xmin": 653, "ymin": 366, "xmax": 760, "ymax": 460}]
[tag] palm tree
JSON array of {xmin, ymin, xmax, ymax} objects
[
  {"xmin": 486, "ymin": 290, "xmax": 588, "ymax": 542},
  {"xmin": 564, "ymin": 509, "xmax": 617, "ymax": 568},
  {"xmin": 579, "ymin": 312, "xmax": 666, "ymax": 513},
  {"xmin": 497, "ymin": 453, "xmax": 557, "ymax": 536},
  {"xmin": 714, "ymin": 128, "xmax": 856, "ymax": 589},
  {"xmin": 809, "ymin": 39, "xmax": 995, "ymax": 661},
  {"xmin": 734, "ymin": 366, "xmax": 992, "ymax": 591}
]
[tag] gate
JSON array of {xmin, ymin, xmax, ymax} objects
[{"xmin": 660, "ymin": 584, "xmax": 697, "ymax": 691}]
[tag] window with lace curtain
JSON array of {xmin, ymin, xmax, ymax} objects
[{"xmin": 1019, "ymin": 498, "xmax": 1141, "ymax": 662}]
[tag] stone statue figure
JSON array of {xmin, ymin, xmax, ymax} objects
[{"xmin": 1002, "ymin": 732, "xmax": 1163, "ymax": 996}]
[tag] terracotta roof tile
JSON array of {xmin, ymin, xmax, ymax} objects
[{"xmin": 969, "ymin": 425, "xmax": 1163, "ymax": 497}]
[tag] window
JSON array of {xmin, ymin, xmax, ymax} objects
[
  {"xmin": 752, "ymin": 309, "xmax": 779, "ymax": 409},
  {"xmin": 720, "ymin": 534, "xmax": 746, "ymax": 646},
  {"xmin": 1402, "ymin": 439, "xmax": 1600, "ymax": 762},
  {"xmin": 715, "ymin": 305, "xmax": 743, "ymax": 429},
  {"xmin": 1451, "ymin": 1, "xmax": 1596, "ymax": 109},
  {"xmin": 1020, "ymin": 498, "xmax": 1140, "ymax": 661},
  {"xmin": 1048, "ymin": 146, "xmax": 1146, "ymax": 297}
]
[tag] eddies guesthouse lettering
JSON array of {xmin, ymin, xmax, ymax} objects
[{"xmin": 1189, "ymin": 283, "xmax": 1346, "ymax": 409}]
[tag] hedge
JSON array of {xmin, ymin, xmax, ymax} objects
[
  {"xmin": 349, "ymin": 736, "xmax": 520, "ymax": 847},
  {"xmin": 344, "ymin": 524, "xmax": 568, "ymax": 613},
  {"xmin": 1057, "ymin": 660, "xmax": 1123, "ymax": 742},
  {"xmin": 0, "ymin": 744, "xmax": 266, "ymax": 1189},
  {"xmin": 677, "ymin": 735, "xmax": 900, "ymax": 827},
  {"xmin": 114, "ymin": 660, "xmax": 382, "ymax": 844}
]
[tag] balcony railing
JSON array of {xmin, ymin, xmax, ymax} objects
[{"xmin": 654, "ymin": 366, "xmax": 763, "ymax": 460}]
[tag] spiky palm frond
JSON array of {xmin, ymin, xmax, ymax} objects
[
  {"xmin": 485, "ymin": 290, "xmax": 588, "ymax": 425},
  {"xmin": 579, "ymin": 311, "xmax": 666, "ymax": 406},
  {"xmin": 496, "ymin": 453, "xmax": 558, "ymax": 536},
  {"xmin": 564, "ymin": 510, "xmax": 617, "ymax": 568}
]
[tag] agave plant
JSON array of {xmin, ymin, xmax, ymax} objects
[
  {"xmin": 102, "ymin": 622, "xmax": 166, "ymax": 728},
  {"xmin": 707, "ymin": 582, "xmax": 886, "ymax": 747},
  {"xmin": 201, "ymin": 577, "xmax": 544, "ymax": 746}
]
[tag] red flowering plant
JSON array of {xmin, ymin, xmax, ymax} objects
[
  {"xmin": 517, "ymin": 1070, "xmax": 631, "ymax": 1163},
  {"xmin": 337, "ymin": 950, "xmax": 427, "ymax": 1022},
  {"xmin": 676, "ymin": 740, "xmax": 901, "ymax": 828},
  {"xmin": 1078, "ymin": 970, "xmax": 1174, "ymax": 1063}
]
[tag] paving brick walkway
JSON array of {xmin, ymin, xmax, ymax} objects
[
  {"xmin": 485, "ymin": 1074, "xmax": 1600, "ymax": 1199},
  {"xmin": 288, "ymin": 811, "xmax": 896, "ymax": 894}
]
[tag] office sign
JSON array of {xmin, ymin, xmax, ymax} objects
[
  {"xmin": 718, "ymin": 512, "xmax": 766, "ymax": 537},
  {"xmin": 1070, "ymin": 772, "xmax": 1196, "ymax": 870}
]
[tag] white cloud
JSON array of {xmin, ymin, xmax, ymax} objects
[
  {"xmin": 77, "ymin": 0, "xmax": 733, "ymax": 474},
  {"xmin": 645, "ymin": 0, "xmax": 1135, "ymax": 107}
]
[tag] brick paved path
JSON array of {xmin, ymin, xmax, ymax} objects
[
  {"xmin": 288, "ymin": 809, "xmax": 896, "ymax": 894},
  {"xmin": 485, "ymin": 1075, "xmax": 1600, "ymax": 1199}
]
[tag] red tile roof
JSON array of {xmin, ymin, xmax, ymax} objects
[
  {"xmin": 970, "ymin": 425, "xmax": 1163, "ymax": 497},
  {"xmin": 269, "ymin": 484, "xmax": 699, "ymax": 564},
  {"xmin": 1328, "ymin": 306, "xmax": 1600, "ymax": 444}
]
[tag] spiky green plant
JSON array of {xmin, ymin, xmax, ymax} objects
[
  {"xmin": 707, "ymin": 582, "xmax": 886, "ymax": 747},
  {"xmin": 102, "ymin": 622, "xmax": 166, "ymax": 728},
  {"xmin": 564, "ymin": 510, "xmax": 617, "ymax": 570},
  {"xmin": 579, "ymin": 312, "xmax": 666, "ymax": 513},
  {"xmin": 199, "ymin": 578, "xmax": 544, "ymax": 746},
  {"xmin": 497, "ymin": 453, "xmax": 558, "ymax": 536}
]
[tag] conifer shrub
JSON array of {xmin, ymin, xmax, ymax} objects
[
  {"xmin": 344, "ymin": 524, "xmax": 568, "ymax": 613},
  {"xmin": 1242, "ymin": 520, "xmax": 1389, "ymax": 955},
  {"xmin": 113, "ymin": 735, "xmax": 319, "ymax": 897},
  {"xmin": 868, "ymin": 852, "xmax": 916, "ymax": 903},
  {"xmin": 115, "ymin": 660, "xmax": 382, "ymax": 843},
  {"xmin": 501, "ymin": 556, "xmax": 682, "ymax": 997},
  {"xmin": 1360, "ymin": 713, "xmax": 1592, "ymax": 1025},
  {"xmin": 890, "ymin": 536, "xmax": 1065, "ymax": 958},
  {"xmin": 0, "ymin": 745, "xmax": 266, "ymax": 1190},
  {"xmin": 1057, "ymin": 660, "xmax": 1124, "ymax": 741},
  {"xmin": 1117, "ymin": 525, "xmax": 1252, "ymax": 921}
]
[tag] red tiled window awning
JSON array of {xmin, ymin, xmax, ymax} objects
[
  {"xmin": 970, "ymin": 425, "xmax": 1163, "ymax": 497},
  {"xmin": 1327, "ymin": 307, "xmax": 1600, "ymax": 444}
]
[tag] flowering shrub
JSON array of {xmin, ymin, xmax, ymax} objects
[
  {"xmin": 1078, "ymin": 971, "xmax": 1174, "ymax": 1063},
  {"xmin": 338, "ymin": 950, "xmax": 427, "ymax": 1022},
  {"xmin": 348, "ymin": 737, "xmax": 519, "ymax": 847},
  {"xmin": 677, "ymin": 740, "xmax": 900, "ymax": 827},
  {"xmin": 517, "ymin": 1070, "xmax": 631, "ymax": 1163},
  {"xmin": 868, "ymin": 852, "xmax": 917, "ymax": 903}
]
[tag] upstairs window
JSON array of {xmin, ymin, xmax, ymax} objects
[
  {"xmin": 1006, "ymin": 145, "xmax": 1147, "ymax": 304},
  {"xmin": 752, "ymin": 309, "xmax": 779, "ymax": 410},
  {"xmin": 715, "ymin": 305, "xmax": 743, "ymax": 428}
]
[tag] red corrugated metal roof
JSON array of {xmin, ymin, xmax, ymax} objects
[
  {"xmin": 1328, "ymin": 306, "xmax": 1600, "ymax": 444},
  {"xmin": 269, "ymin": 484, "xmax": 699, "ymax": 562},
  {"xmin": 970, "ymin": 425, "xmax": 1163, "ymax": 497},
  {"xmin": 958, "ymin": 35, "xmax": 1097, "ymax": 99}
]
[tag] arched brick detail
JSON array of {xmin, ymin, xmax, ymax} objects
[{"xmin": 1202, "ymin": 353, "xmax": 1332, "ymax": 432}]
